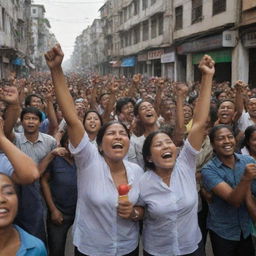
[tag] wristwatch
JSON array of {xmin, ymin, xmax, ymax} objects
[{"xmin": 131, "ymin": 208, "xmax": 140, "ymax": 221}]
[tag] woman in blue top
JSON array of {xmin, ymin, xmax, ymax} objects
[{"xmin": 0, "ymin": 172, "xmax": 47, "ymax": 256}]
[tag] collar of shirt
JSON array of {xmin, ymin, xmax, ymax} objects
[
  {"xmin": 212, "ymin": 153, "xmax": 241, "ymax": 168},
  {"xmin": 15, "ymin": 225, "xmax": 38, "ymax": 253},
  {"xmin": 19, "ymin": 132, "xmax": 43, "ymax": 144}
]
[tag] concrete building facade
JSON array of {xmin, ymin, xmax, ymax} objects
[
  {"xmin": 31, "ymin": 4, "xmax": 57, "ymax": 71},
  {"xmin": 0, "ymin": 0, "xmax": 32, "ymax": 79},
  {"xmin": 71, "ymin": 0, "xmax": 256, "ymax": 85}
]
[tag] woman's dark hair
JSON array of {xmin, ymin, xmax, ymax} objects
[
  {"xmin": 208, "ymin": 124, "xmax": 234, "ymax": 144},
  {"xmin": 25, "ymin": 94, "xmax": 44, "ymax": 107},
  {"xmin": 83, "ymin": 110, "xmax": 103, "ymax": 128},
  {"xmin": 20, "ymin": 107, "xmax": 42, "ymax": 122},
  {"xmin": 96, "ymin": 120, "xmax": 130, "ymax": 155},
  {"xmin": 0, "ymin": 172, "xmax": 17, "ymax": 193},
  {"xmin": 241, "ymin": 125, "xmax": 256, "ymax": 151},
  {"xmin": 142, "ymin": 130, "xmax": 173, "ymax": 171},
  {"xmin": 116, "ymin": 97, "xmax": 135, "ymax": 115},
  {"xmin": 60, "ymin": 131, "xmax": 69, "ymax": 148}
]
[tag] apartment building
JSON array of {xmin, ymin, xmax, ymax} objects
[
  {"xmin": 0, "ymin": 0, "xmax": 32, "ymax": 79},
  {"xmin": 98, "ymin": 0, "xmax": 173, "ymax": 78},
  {"xmin": 31, "ymin": 4, "xmax": 57, "ymax": 71},
  {"xmin": 173, "ymin": 0, "xmax": 240, "ymax": 83}
]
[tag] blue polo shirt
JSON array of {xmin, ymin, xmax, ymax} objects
[
  {"xmin": 202, "ymin": 153, "xmax": 256, "ymax": 241},
  {"xmin": 15, "ymin": 225, "xmax": 47, "ymax": 256}
]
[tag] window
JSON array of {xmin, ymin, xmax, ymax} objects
[
  {"xmin": 133, "ymin": 25, "xmax": 140, "ymax": 44},
  {"xmin": 32, "ymin": 8, "xmax": 36, "ymax": 14},
  {"xmin": 158, "ymin": 14, "xmax": 163, "ymax": 35},
  {"xmin": 134, "ymin": 0, "xmax": 139, "ymax": 15},
  {"xmin": 142, "ymin": 0, "xmax": 148, "ymax": 10},
  {"xmin": 213, "ymin": 0, "xmax": 226, "ymax": 15},
  {"xmin": 151, "ymin": 0, "xmax": 156, "ymax": 5},
  {"xmin": 143, "ymin": 20, "xmax": 149, "ymax": 41},
  {"xmin": 120, "ymin": 11, "xmax": 123, "ymax": 24},
  {"xmin": 192, "ymin": 0, "xmax": 202, "ymax": 24},
  {"xmin": 151, "ymin": 16, "xmax": 157, "ymax": 38},
  {"xmin": 1, "ymin": 8, "xmax": 5, "ymax": 31},
  {"xmin": 124, "ymin": 8, "xmax": 127, "ymax": 22},
  {"xmin": 175, "ymin": 6, "xmax": 183, "ymax": 30}
]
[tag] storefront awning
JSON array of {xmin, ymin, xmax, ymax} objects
[
  {"xmin": 121, "ymin": 57, "xmax": 136, "ymax": 67},
  {"xmin": 192, "ymin": 49, "xmax": 232, "ymax": 64},
  {"xmin": 11, "ymin": 58, "xmax": 25, "ymax": 66}
]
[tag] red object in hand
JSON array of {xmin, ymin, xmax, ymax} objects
[{"xmin": 118, "ymin": 184, "xmax": 130, "ymax": 196}]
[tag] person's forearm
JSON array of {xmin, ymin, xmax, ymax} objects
[
  {"xmin": 38, "ymin": 151, "xmax": 56, "ymax": 175},
  {"xmin": 41, "ymin": 176, "xmax": 59, "ymax": 213},
  {"xmin": 50, "ymin": 67, "xmax": 79, "ymax": 127},
  {"xmin": 4, "ymin": 104, "xmax": 20, "ymax": 141},
  {"xmin": 225, "ymin": 179, "xmax": 252, "ymax": 207},
  {"xmin": 235, "ymin": 88, "xmax": 244, "ymax": 120},
  {"xmin": 193, "ymin": 74, "xmax": 213, "ymax": 127},
  {"xmin": 0, "ymin": 136, "xmax": 39, "ymax": 184},
  {"xmin": 102, "ymin": 94, "xmax": 115, "ymax": 123},
  {"xmin": 45, "ymin": 99, "xmax": 58, "ymax": 135}
]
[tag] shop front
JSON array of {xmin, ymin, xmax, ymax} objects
[
  {"xmin": 177, "ymin": 30, "xmax": 237, "ymax": 83},
  {"xmin": 161, "ymin": 52, "xmax": 175, "ymax": 80},
  {"xmin": 121, "ymin": 56, "xmax": 136, "ymax": 77},
  {"xmin": 148, "ymin": 49, "xmax": 164, "ymax": 77},
  {"xmin": 242, "ymin": 28, "xmax": 256, "ymax": 87}
]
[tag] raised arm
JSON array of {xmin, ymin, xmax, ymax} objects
[
  {"xmin": 173, "ymin": 83, "xmax": 188, "ymax": 146},
  {"xmin": 234, "ymin": 80, "xmax": 246, "ymax": 121},
  {"xmin": 188, "ymin": 55, "xmax": 215, "ymax": 151},
  {"xmin": 45, "ymin": 45, "xmax": 85, "ymax": 147},
  {"xmin": 101, "ymin": 80, "xmax": 118, "ymax": 123},
  {"xmin": 154, "ymin": 78, "xmax": 164, "ymax": 116},
  {"xmin": 42, "ymin": 86, "xmax": 58, "ymax": 136},
  {"xmin": 0, "ymin": 86, "xmax": 20, "ymax": 142},
  {"xmin": 0, "ymin": 118, "xmax": 39, "ymax": 184}
]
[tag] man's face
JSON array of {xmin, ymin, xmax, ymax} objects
[
  {"xmin": 30, "ymin": 96, "xmax": 43, "ymax": 111},
  {"xmin": 21, "ymin": 113, "xmax": 41, "ymax": 134},
  {"xmin": 247, "ymin": 98, "xmax": 256, "ymax": 119},
  {"xmin": 120, "ymin": 102, "xmax": 134, "ymax": 122}
]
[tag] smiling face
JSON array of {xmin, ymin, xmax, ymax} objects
[
  {"xmin": 217, "ymin": 101, "xmax": 235, "ymax": 124},
  {"xmin": 247, "ymin": 98, "xmax": 256, "ymax": 119},
  {"xmin": 138, "ymin": 101, "xmax": 157, "ymax": 125},
  {"xmin": 148, "ymin": 133, "xmax": 177, "ymax": 171},
  {"xmin": 83, "ymin": 112, "xmax": 102, "ymax": 135},
  {"xmin": 101, "ymin": 123, "xmax": 130, "ymax": 162},
  {"xmin": 0, "ymin": 174, "xmax": 18, "ymax": 229},
  {"xmin": 183, "ymin": 105, "xmax": 193, "ymax": 125},
  {"xmin": 211, "ymin": 127, "xmax": 235, "ymax": 157},
  {"xmin": 30, "ymin": 96, "xmax": 44, "ymax": 111}
]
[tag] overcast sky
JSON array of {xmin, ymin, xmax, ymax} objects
[{"xmin": 33, "ymin": 0, "xmax": 105, "ymax": 60}]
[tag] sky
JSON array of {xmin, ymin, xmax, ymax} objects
[{"xmin": 33, "ymin": 0, "xmax": 105, "ymax": 60}]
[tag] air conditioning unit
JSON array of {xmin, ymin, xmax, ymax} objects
[{"xmin": 222, "ymin": 30, "xmax": 237, "ymax": 47}]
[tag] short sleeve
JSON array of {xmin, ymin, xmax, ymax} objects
[{"xmin": 201, "ymin": 166, "xmax": 224, "ymax": 192}]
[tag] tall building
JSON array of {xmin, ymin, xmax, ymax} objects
[
  {"xmin": 0, "ymin": 0, "xmax": 32, "ymax": 79},
  {"xmin": 31, "ymin": 4, "xmax": 57, "ymax": 71}
]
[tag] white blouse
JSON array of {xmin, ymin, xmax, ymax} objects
[
  {"xmin": 69, "ymin": 132, "xmax": 144, "ymax": 256},
  {"xmin": 138, "ymin": 139, "xmax": 202, "ymax": 256}
]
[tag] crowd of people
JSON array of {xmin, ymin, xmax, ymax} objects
[{"xmin": 1, "ymin": 44, "xmax": 256, "ymax": 256}]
